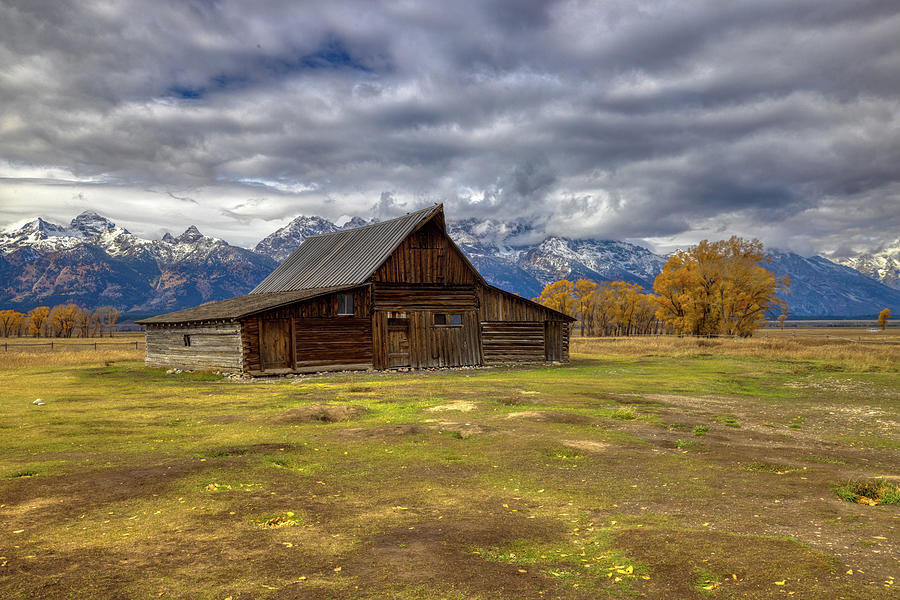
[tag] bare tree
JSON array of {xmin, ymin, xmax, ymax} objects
[{"xmin": 95, "ymin": 306, "xmax": 121, "ymax": 337}]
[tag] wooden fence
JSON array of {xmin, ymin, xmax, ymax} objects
[{"xmin": 0, "ymin": 341, "xmax": 144, "ymax": 352}]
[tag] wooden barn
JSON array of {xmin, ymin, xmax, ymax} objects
[{"xmin": 137, "ymin": 205, "xmax": 574, "ymax": 375}]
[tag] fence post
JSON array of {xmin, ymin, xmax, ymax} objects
[
  {"xmin": 94, "ymin": 342, "xmax": 97, "ymax": 350},
  {"xmin": 50, "ymin": 341, "xmax": 54, "ymax": 350},
  {"xmin": 134, "ymin": 341, "xmax": 138, "ymax": 349}
]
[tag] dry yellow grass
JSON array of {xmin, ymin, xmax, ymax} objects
[
  {"xmin": 0, "ymin": 348, "xmax": 143, "ymax": 370},
  {"xmin": 0, "ymin": 333, "xmax": 144, "ymax": 369},
  {"xmin": 571, "ymin": 334, "xmax": 900, "ymax": 370}
]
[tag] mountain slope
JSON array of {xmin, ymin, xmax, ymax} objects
[
  {"xmin": 767, "ymin": 252, "xmax": 900, "ymax": 317},
  {"xmin": 832, "ymin": 244, "xmax": 900, "ymax": 290},
  {"xmin": 0, "ymin": 212, "xmax": 276, "ymax": 313},
  {"xmin": 3, "ymin": 210, "xmax": 899, "ymax": 318}
]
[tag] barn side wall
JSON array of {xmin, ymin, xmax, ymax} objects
[
  {"xmin": 241, "ymin": 287, "xmax": 374, "ymax": 375},
  {"xmin": 145, "ymin": 322, "xmax": 243, "ymax": 371},
  {"xmin": 478, "ymin": 286, "xmax": 572, "ymax": 364}
]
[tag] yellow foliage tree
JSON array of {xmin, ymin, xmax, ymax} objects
[
  {"xmin": 878, "ymin": 308, "xmax": 891, "ymax": 330},
  {"xmin": 573, "ymin": 279, "xmax": 598, "ymax": 336},
  {"xmin": 653, "ymin": 237, "xmax": 788, "ymax": 337},
  {"xmin": 0, "ymin": 310, "xmax": 26, "ymax": 337},
  {"xmin": 28, "ymin": 306, "xmax": 50, "ymax": 337},
  {"xmin": 48, "ymin": 304, "xmax": 79, "ymax": 338},
  {"xmin": 533, "ymin": 280, "xmax": 576, "ymax": 317}
]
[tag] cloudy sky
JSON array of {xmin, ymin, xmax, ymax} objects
[{"xmin": 1, "ymin": 0, "xmax": 898, "ymax": 255}]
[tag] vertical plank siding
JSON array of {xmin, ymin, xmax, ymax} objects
[
  {"xmin": 145, "ymin": 323, "xmax": 243, "ymax": 370},
  {"xmin": 374, "ymin": 221, "xmax": 477, "ymax": 285}
]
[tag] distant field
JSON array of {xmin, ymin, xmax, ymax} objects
[{"xmin": 0, "ymin": 337, "xmax": 897, "ymax": 599}]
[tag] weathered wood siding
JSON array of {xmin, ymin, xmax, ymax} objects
[
  {"xmin": 146, "ymin": 323, "xmax": 243, "ymax": 370},
  {"xmin": 241, "ymin": 287, "xmax": 374, "ymax": 374},
  {"xmin": 294, "ymin": 317, "xmax": 373, "ymax": 370},
  {"xmin": 479, "ymin": 286, "xmax": 562, "ymax": 322},
  {"xmin": 374, "ymin": 221, "xmax": 478, "ymax": 285},
  {"xmin": 371, "ymin": 282, "xmax": 481, "ymax": 369},
  {"xmin": 372, "ymin": 310, "xmax": 481, "ymax": 369},
  {"xmin": 481, "ymin": 322, "xmax": 545, "ymax": 364}
]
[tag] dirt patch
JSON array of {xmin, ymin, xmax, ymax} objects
[
  {"xmin": 505, "ymin": 410, "xmax": 595, "ymax": 425},
  {"xmin": 277, "ymin": 404, "xmax": 368, "ymax": 423},
  {"xmin": 340, "ymin": 515, "xmax": 566, "ymax": 599},
  {"xmin": 561, "ymin": 439, "xmax": 609, "ymax": 453},
  {"xmin": 614, "ymin": 528, "xmax": 869, "ymax": 599},
  {"xmin": 425, "ymin": 401, "xmax": 478, "ymax": 412},
  {"xmin": 338, "ymin": 424, "xmax": 430, "ymax": 439},
  {"xmin": 434, "ymin": 422, "xmax": 497, "ymax": 439}
]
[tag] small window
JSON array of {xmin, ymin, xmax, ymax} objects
[
  {"xmin": 337, "ymin": 293, "xmax": 354, "ymax": 315},
  {"xmin": 434, "ymin": 313, "xmax": 462, "ymax": 327},
  {"xmin": 183, "ymin": 334, "xmax": 191, "ymax": 347}
]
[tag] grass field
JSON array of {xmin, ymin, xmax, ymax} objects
[{"xmin": 0, "ymin": 336, "xmax": 897, "ymax": 599}]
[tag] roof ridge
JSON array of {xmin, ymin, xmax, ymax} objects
[{"xmin": 305, "ymin": 204, "xmax": 442, "ymax": 240}]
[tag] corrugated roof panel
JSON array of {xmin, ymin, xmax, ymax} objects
[{"xmin": 251, "ymin": 205, "xmax": 442, "ymax": 293}]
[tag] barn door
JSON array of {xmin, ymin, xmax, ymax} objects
[
  {"xmin": 260, "ymin": 319, "xmax": 292, "ymax": 370},
  {"xmin": 386, "ymin": 317, "xmax": 411, "ymax": 368}
]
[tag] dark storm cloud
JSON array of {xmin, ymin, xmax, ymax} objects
[{"xmin": 0, "ymin": 0, "xmax": 898, "ymax": 253}]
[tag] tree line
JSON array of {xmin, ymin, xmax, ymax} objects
[
  {"xmin": 0, "ymin": 305, "xmax": 120, "ymax": 338},
  {"xmin": 534, "ymin": 236, "xmax": 790, "ymax": 337}
]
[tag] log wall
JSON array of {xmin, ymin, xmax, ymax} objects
[
  {"xmin": 146, "ymin": 322, "xmax": 243, "ymax": 370},
  {"xmin": 481, "ymin": 322, "xmax": 546, "ymax": 364}
]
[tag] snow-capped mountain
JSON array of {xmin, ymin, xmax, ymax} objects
[
  {"xmin": 254, "ymin": 215, "xmax": 376, "ymax": 261},
  {"xmin": 832, "ymin": 244, "xmax": 900, "ymax": 290},
  {"xmin": 3, "ymin": 209, "xmax": 899, "ymax": 317},
  {"xmin": 0, "ymin": 212, "xmax": 275, "ymax": 313},
  {"xmin": 765, "ymin": 251, "xmax": 900, "ymax": 317}
]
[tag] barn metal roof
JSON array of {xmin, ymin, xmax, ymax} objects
[
  {"xmin": 136, "ymin": 286, "xmax": 358, "ymax": 324},
  {"xmin": 251, "ymin": 204, "xmax": 444, "ymax": 293}
]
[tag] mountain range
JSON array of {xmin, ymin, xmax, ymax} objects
[{"xmin": 2, "ymin": 210, "xmax": 900, "ymax": 319}]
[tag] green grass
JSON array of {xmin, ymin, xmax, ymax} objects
[
  {"xmin": 0, "ymin": 345, "xmax": 897, "ymax": 599},
  {"xmin": 834, "ymin": 479, "xmax": 900, "ymax": 505}
]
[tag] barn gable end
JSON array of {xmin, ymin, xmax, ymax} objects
[{"xmin": 137, "ymin": 205, "xmax": 574, "ymax": 374}]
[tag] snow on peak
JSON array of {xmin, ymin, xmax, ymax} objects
[
  {"xmin": 177, "ymin": 225, "xmax": 206, "ymax": 244},
  {"xmin": 70, "ymin": 211, "xmax": 116, "ymax": 236}
]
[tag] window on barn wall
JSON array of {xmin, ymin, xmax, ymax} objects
[
  {"xmin": 434, "ymin": 313, "xmax": 462, "ymax": 327},
  {"xmin": 337, "ymin": 293, "xmax": 354, "ymax": 315},
  {"xmin": 183, "ymin": 334, "xmax": 191, "ymax": 347}
]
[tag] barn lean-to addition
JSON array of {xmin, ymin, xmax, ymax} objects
[{"xmin": 137, "ymin": 205, "xmax": 574, "ymax": 375}]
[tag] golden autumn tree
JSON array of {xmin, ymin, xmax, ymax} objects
[
  {"xmin": 28, "ymin": 306, "xmax": 50, "ymax": 337},
  {"xmin": 573, "ymin": 279, "xmax": 598, "ymax": 336},
  {"xmin": 879, "ymin": 308, "xmax": 892, "ymax": 330},
  {"xmin": 533, "ymin": 280, "xmax": 576, "ymax": 318},
  {"xmin": 48, "ymin": 304, "xmax": 79, "ymax": 337},
  {"xmin": 653, "ymin": 237, "xmax": 788, "ymax": 337},
  {"xmin": 0, "ymin": 310, "xmax": 25, "ymax": 337}
]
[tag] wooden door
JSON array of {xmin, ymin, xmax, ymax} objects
[
  {"xmin": 260, "ymin": 319, "xmax": 292, "ymax": 370},
  {"xmin": 386, "ymin": 318, "xmax": 411, "ymax": 368}
]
